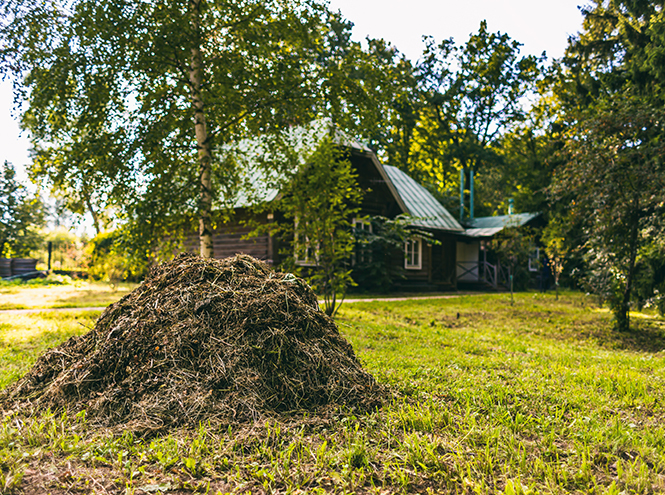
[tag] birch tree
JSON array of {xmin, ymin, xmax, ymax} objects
[{"xmin": 1, "ymin": 0, "xmax": 333, "ymax": 256}]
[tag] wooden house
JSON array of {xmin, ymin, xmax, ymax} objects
[{"xmin": 187, "ymin": 142, "xmax": 467, "ymax": 291}]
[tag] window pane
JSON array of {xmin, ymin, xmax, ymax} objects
[{"xmin": 414, "ymin": 240, "xmax": 419, "ymax": 266}]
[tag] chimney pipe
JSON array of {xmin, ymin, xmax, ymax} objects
[
  {"xmin": 469, "ymin": 170, "xmax": 474, "ymax": 220},
  {"xmin": 459, "ymin": 168, "xmax": 465, "ymax": 222}
]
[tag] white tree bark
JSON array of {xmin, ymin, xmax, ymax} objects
[{"xmin": 190, "ymin": 0, "xmax": 213, "ymax": 257}]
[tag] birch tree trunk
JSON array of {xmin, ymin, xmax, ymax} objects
[
  {"xmin": 189, "ymin": 0, "xmax": 213, "ymax": 257},
  {"xmin": 85, "ymin": 196, "xmax": 101, "ymax": 236}
]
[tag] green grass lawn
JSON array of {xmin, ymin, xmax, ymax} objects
[{"xmin": 0, "ymin": 291, "xmax": 663, "ymax": 493}]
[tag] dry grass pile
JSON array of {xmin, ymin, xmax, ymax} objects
[{"xmin": 0, "ymin": 254, "xmax": 385, "ymax": 432}]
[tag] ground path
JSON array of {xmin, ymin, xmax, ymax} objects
[
  {"xmin": 332, "ymin": 293, "xmax": 472, "ymax": 303},
  {"xmin": 0, "ymin": 306, "xmax": 109, "ymax": 314},
  {"xmin": 0, "ymin": 293, "xmax": 486, "ymax": 314}
]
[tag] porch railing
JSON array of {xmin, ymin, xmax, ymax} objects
[{"xmin": 456, "ymin": 261, "xmax": 511, "ymax": 289}]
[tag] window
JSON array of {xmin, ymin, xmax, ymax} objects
[
  {"xmin": 295, "ymin": 237, "xmax": 318, "ymax": 266},
  {"xmin": 352, "ymin": 218, "xmax": 372, "ymax": 265},
  {"xmin": 528, "ymin": 247, "xmax": 540, "ymax": 272},
  {"xmin": 294, "ymin": 218, "xmax": 319, "ymax": 266},
  {"xmin": 404, "ymin": 238, "xmax": 422, "ymax": 270},
  {"xmin": 352, "ymin": 218, "xmax": 372, "ymax": 234}
]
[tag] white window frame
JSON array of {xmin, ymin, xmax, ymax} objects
[
  {"xmin": 352, "ymin": 218, "xmax": 373, "ymax": 265},
  {"xmin": 294, "ymin": 218, "xmax": 319, "ymax": 266},
  {"xmin": 528, "ymin": 247, "xmax": 540, "ymax": 272},
  {"xmin": 352, "ymin": 218, "xmax": 372, "ymax": 234},
  {"xmin": 404, "ymin": 237, "xmax": 422, "ymax": 270}
]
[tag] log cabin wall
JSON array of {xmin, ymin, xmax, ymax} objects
[
  {"xmin": 389, "ymin": 232, "xmax": 457, "ymax": 291},
  {"xmin": 350, "ymin": 151, "xmax": 402, "ymax": 218},
  {"xmin": 212, "ymin": 225, "xmax": 270, "ymax": 261},
  {"xmin": 183, "ymin": 224, "xmax": 271, "ymax": 262},
  {"xmin": 183, "ymin": 209, "xmax": 276, "ymax": 264}
]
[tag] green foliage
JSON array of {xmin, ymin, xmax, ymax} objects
[
  {"xmin": 482, "ymin": 111, "xmax": 564, "ymax": 216},
  {"xmin": 553, "ymin": 2, "xmax": 665, "ymax": 331},
  {"xmin": 408, "ymin": 22, "xmax": 544, "ymax": 214},
  {"xmin": 552, "ymin": 96, "xmax": 665, "ymax": 331},
  {"xmin": 563, "ymin": 0, "xmax": 665, "ymax": 106},
  {"xmin": 0, "ymin": 161, "xmax": 45, "ymax": 258},
  {"xmin": 260, "ymin": 137, "xmax": 363, "ymax": 317},
  {"xmin": 319, "ymin": 34, "xmax": 421, "ymax": 161},
  {"xmin": 1, "ymin": 0, "xmax": 424, "ymax": 257},
  {"xmin": 0, "ymin": 0, "xmax": 337, "ymax": 254},
  {"xmin": 86, "ymin": 230, "xmax": 147, "ymax": 283}
]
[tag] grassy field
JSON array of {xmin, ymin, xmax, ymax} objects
[{"xmin": 0, "ymin": 291, "xmax": 664, "ymax": 493}]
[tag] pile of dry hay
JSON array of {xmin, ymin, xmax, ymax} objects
[{"xmin": 1, "ymin": 254, "xmax": 385, "ymax": 432}]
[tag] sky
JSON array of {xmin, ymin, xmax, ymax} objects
[
  {"xmin": 327, "ymin": 0, "xmax": 586, "ymax": 62},
  {"xmin": 0, "ymin": 0, "xmax": 587, "ymax": 183}
]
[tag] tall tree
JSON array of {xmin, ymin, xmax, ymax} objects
[
  {"xmin": 553, "ymin": 0, "xmax": 665, "ymax": 330},
  {"xmin": 0, "ymin": 161, "xmax": 44, "ymax": 258},
  {"xmin": 411, "ymin": 21, "xmax": 543, "ymax": 212},
  {"xmin": 562, "ymin": 0, "xmax": 665, "ymax": 106},
  {"xmin": 1, "ymin": 0, "xmax": 340, "ymax": 257},
  {"xmin": 552, "ymin": 97, "xmax": 665, "ymax": 331}
]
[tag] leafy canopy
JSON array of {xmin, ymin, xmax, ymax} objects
[
  {"xmin": 2, "ymin": 0, "xmax": 402, "ymax": 256},
  {"xmin": 552, "ymin": 0, "xmax": 665, "ymax": 330}
]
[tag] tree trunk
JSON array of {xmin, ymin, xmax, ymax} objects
[
  {"xmin": 615, "ymin": 204, "xmax": 640, "ymax": 332},
  {"xmin": 85, "ymin": 195, "xmax": 101, "ymax": 235},
  {"xmin": 190, "ymin": 0, "xmax": 213, "ymax": 258}
]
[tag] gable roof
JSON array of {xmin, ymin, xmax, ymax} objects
[
  {"xmin": 383, "ymin": 165, "xmax": 464, "ymax": 232},
  {"xmin": 228, "ymin": 131, "xmax": 464, "ymax": 234}
]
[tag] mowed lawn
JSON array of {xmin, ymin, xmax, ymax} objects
[{"xmin": 0, "ymin": 291, "xmax": 663, "ymax": 494}]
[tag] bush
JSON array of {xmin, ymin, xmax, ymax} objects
[{"xmin": 86, "ymin": 231, "xmax": 147, "ymax": 283}]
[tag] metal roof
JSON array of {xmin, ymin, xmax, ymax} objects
[
  {"xmin": 226, "ymin": 127, "xmax": 375, "ymax": 209},
  {"xmin": 463, "ymin": 227, "xmax": 505, "ymax": 238},
  {"xmin": 464, "ymin": 212, "xmax": 540, "ymax": 230},
  {"xmin": 382, "ymin": 165, "xmax": 464, "ymax": 232},
  {"xmin": 227, "ymin": 166, "xmax": 283, "ymax": 209}
]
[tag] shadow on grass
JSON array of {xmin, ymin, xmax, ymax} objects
[{"xmin": 594, "ymin": 320, "xmax": 665, "ymax": 353}]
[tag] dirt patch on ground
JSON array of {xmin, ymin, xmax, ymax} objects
[{"xmin": 0, "ymin": 254, "xmax": 385, "ymax": 433}]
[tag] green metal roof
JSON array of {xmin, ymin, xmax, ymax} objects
[
  {"xmin": 464, "ymin": 213, "xmax": 540, "ymax": 230},
  {"xmin": 383, "ymin": 165, "xmax": 464, "ymax": 232},
  {"xmin": 463, "ymin": 227, "xmax": 504, "ymax": 238}
]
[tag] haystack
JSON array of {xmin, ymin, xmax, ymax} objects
[{"xmin": 1, "ymin": 254, "xmax": 384, "ymax": 432}]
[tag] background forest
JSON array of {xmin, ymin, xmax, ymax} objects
[{"xmin": 1, "ymin": 0, "xmax": 664, "ymax": 331}]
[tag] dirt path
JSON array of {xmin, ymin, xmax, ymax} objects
[
  {"xmin": 340, "ymin": 294, "xmax": 468, "ymax": 303},
  {"xmin": 0, "ymin": 306, "xmax": 108, "ymax": 314}
]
